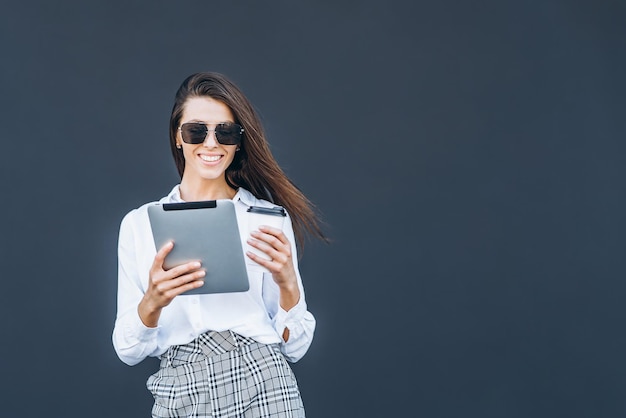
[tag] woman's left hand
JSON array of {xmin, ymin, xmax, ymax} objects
[
  {"xmin": 247, "ymin": 225, "xmax": 300, "ymax": 339},
  {"xmin": 247, "ymin": 225, "xmax": 298, "ymax": 287}
]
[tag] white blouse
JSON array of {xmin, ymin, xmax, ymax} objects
[{"xmin": 112, "ymin": 185, "xmax": 316, "ymax": 365}]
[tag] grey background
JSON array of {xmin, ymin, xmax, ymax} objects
[{"xmin": 1, "ymin": 1, "xmax": 625, "ymax": 417}]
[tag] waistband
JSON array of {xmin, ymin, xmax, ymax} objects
[{"xmin": 160, "ymin": 330, "xmax": 257, "ymax": 368}]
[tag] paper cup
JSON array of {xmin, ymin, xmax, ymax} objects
[{"xmin": 246, "ymin": 206, "xmax": 286, "ymax": 272}]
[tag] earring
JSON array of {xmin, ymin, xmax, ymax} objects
[
  {"xmin": 236, "ymin": 147, "xmax": 241, "ymax": 151},
  {"xmin": 176, "ymin": 143, "xmax": 182, "ymax": 149}
]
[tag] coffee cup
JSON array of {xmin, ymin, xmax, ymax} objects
[{"xmin": 246, "ymin": 206, "xmax": 286, "ymax": 271}]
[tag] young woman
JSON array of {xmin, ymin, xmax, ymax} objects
[{"xmin": 112, "ymin": 72, "xmax": 325, "ymax": 417}]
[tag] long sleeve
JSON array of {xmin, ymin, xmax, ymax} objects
[
  {"xmin": 262, "ymin": 213, "xmax": 316, "ymax": 363},
  {"xmin": 112, "ymin": 209, "xmax": 160, "ymax": 366}
]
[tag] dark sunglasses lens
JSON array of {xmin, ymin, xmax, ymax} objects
[
  {"xmin": 181, "ymin": 123, "xmax": 207, "ymax": 144},
  {"xmin": 215, "ymin": 123, "xmax": 243, "ymax": 145}
]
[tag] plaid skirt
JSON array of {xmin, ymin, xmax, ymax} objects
[{"xmin": 147, "ymin": 330, "xmax": 305, "ymax": 418}]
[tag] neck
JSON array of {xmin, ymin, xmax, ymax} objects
[{"xmin": 179, "ymin": 177, "xmax": 237, "ymax": 201}]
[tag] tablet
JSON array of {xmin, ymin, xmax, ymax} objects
[{"xmin": 147, "ymin": 199, "xmax": 249, "ymax": 295}]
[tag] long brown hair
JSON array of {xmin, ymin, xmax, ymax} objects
[{"xmin": 169, "ymin": 72, "xmax": 326, "ymax": 249}]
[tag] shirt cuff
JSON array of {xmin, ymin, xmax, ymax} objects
[
  {"xmin": 272, "ymin": 297, "xmax": 307, "ymax": 341},
  {"xmin": 125, "ymin": 309, "xmax": 160, "ymax": 342}
]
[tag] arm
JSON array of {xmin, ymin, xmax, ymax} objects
[
  {"xmin": 112, "ymin": 210, "xmax": 205, "ymax": 365},
  {"xmin": 112, "ymin": 210, "xmax": 159, "ymax": 366},
  {"xmin": 247, "ymin": 215, "xmax": 316, "ymax": 362},
  {"xmin": 138, "ymin": 241, "xmax": 205, "ymax": 327}
]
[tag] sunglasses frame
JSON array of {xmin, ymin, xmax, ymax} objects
[{"xmin": 178, "ymin": 122, "xmax": 245, "ymax": 145}]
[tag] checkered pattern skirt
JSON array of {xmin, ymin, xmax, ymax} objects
[{"xmin": 146, "ymin": 330, "xmax": 305, "ymax": 417}]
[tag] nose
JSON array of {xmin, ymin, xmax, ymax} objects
[{"xmin": 202, "ymin": 128, "xmax": 219, "ymax": 147}]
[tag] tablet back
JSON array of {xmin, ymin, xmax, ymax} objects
[{"xmin": 147, "ymin": 199, "xmax": 249, "ymax": 295}]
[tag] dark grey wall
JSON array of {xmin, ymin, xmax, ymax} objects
[{"xmin": 1, "ymin": 1, "xmax": 625, "ymax": 417}]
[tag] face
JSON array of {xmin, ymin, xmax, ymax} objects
[{"xmin": 177, "ymin": 96, "xmax": 239, "ymax": 185}]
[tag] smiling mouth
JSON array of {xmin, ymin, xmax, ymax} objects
[{"xmin": 199, "ymin": 155, "xmax": 222, "ymax": 162}]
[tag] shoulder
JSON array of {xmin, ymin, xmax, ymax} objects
[
  {"xmin": 119, "ymin": 187, "xmax": 177, "ymax": 230},
  {"xmin": 122, "ymin": 185, "xmax": 179, "ymax": 224},
  {"xmin": 117, "ymin": 202, "xmax": 156, "ymax": 245},
  {"xmin": 121, "ymin": 199, "xmax": 160, "ymax": 223}
]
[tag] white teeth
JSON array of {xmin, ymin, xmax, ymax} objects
[{"xmin": 200, "ymin": 155, "xmax": 221, "ymax": 162}]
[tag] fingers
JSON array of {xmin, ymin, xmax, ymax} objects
[
  {"xmin": 151, "ymin": 241, "xmax": 202, "ymax": 283},
  {"xmin": 258, "ymin": 225, "xmax": 289, "ymax": 245},
  {"xmin": 247, "ymin": 228, "xmax": 292, "ymax": 275},
  {"xmin": 250, "ymin": 228, "xmax": 290, "ymax": 254},
  {"xmin": 167, "ymin": 261, "xmax": 202, "ymax": 278},
  {"xmin": 147, "ymin": 241, "xmax": 206, "ymax": 307},
  {"xmin": 246, "ymin": 249, "xmax": 281, "ymax": 274},
  {"xmin": 151, "ymin": 241, "xmax": 174, "ymax": 271},
  {"xmin": 246, "ymin": 240, "xmax": 298, "ymax": 288},
  {"xmin": 151, "ymin": 260, "xmax": 204, "ymax": 288},
  {"xmin": 154, "ymin": 269, "xmax": 206, "ymax": 298},
  {"xmin": 146, "ymin": 265, "xmax": 205, "ymax": 309},
  {"xmin": 247, "ymin": 240, "xmax": 287, "ymax": 264}
]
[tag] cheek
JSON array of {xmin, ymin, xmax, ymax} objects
[
  {"xmin": 181, "ymin": 147, "xmax": 194, "ymax": 162},
  {"xmin": 225, "ymin": 146, "xmax": 239, "ymax": 164}
]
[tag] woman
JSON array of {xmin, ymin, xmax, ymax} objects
[{"xmin": 112, "ymin": 72, "xmax": 325, "ymax": 417}]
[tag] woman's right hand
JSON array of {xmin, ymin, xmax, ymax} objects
[{"xmin": 138, "ymin": 241, "xmax": 205, "ymax": 327}]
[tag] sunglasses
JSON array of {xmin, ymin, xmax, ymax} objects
[{"xmin": 179, "ymin": 122, "xmax": 244, "ymax": 145}]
